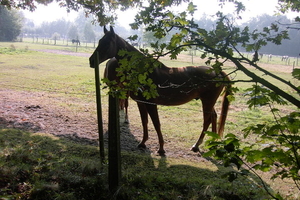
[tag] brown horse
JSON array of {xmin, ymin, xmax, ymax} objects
[{"xmin": 90, "ymin": 26, "xmax": 231, "ymax": 155}]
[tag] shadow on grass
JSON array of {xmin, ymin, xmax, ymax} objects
[{"xmin": 0, "ymin": 112, "xmax": 275, "ymax": 200}]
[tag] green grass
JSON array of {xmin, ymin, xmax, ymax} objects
[
  {"xmin": 0, "ymin": 41, "xmax": 299, "ymax": 199},
  {"xmin": 0, "ymin": 43, "xmax": 97, "ymax": 97}
]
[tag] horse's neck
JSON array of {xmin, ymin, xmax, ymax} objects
[
  {"xmin": 115, "ymin": 37, "xmax": 139, "ymax": 59},
  {"xmin": 114, "ymin": 37, "xmax": 170, "ymax": 71}
]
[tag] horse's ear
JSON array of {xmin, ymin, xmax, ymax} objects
[
  {"xmin": 110, "ymin": 26, "xmax": 115, "ymax": 35},
  {"xmin": 104, "ymin": 26, "xmax": 108, "ymax": 34}
]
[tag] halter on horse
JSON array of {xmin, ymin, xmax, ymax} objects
[{"xmin": 90, "ymin": 26, "xmax": 231, "ymax": 155}]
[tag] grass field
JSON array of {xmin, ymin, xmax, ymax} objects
[{"xmin": 0, "ymin": 40, "xmax": 299, "ymax": 199}]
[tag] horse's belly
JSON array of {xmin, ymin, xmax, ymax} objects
[{"xmin": 154, "ymin": 89, "xmax": 199, "ymax": 106}]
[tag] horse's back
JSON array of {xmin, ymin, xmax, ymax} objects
[{"xmin": 153, "ymin": 65, "xmax": 218, "ymax": 83}]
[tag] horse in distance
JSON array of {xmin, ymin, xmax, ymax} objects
[{"xmin": 72, "ymin": 39, "xmax": 80, "ymax": 45}]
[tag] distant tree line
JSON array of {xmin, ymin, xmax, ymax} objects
[
  {"xmin": 141, "ymin": 13, "xmax": 300, "ymax": 57},
  {"xmin": 0, "ymin": 6, "xmax": 22, "ymax": 41},
  {"xmin": 22, "ymin": 12, "xmax": 98, "ymax": 43},
  {"xmin": 21, "ymin": 11, "xmax": 137, "ymax": 44},
  {"xmin": 1, "ymin": 6, "xmax": 299, "ymax": 57},
  {"xmin": 243, "ymin": 14, "xmax": 300, "ymax": 57}
]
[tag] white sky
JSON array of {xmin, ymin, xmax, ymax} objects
[
  {"xmin": 23, "ymin": 3, "xmax": 77, "ymax": 24},
  {"xmin": 23, "ymin": 0, "xmax": 298, "ymax": 27}
]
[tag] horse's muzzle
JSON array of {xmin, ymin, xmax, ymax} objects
[{"xmin": 89, "ymin": 55, "xmax": 95, "ymax": 68}]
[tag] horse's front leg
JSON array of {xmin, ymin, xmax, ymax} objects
[
  {"xmin": 137, "ymin": 102, "xmax": 149, "ymax": 149},
  {"xmin": 146, "ymin": 104, "xmax": 165, "ymax": 155}
]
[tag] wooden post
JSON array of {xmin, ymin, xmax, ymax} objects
[
  {"xmin": 94, "ymin": 53, "xmax": 105, "ymax": 163},
  {"xmin": 108, "ymin": 94, "xmax": 121, "ymax": 194},
  {"xmin": 75, "ymin": 36, "xmax": 79, "ymax": 52},
  {"xmin": 293, "ymin": 61, "xmax": 295, "ymax": 71}
]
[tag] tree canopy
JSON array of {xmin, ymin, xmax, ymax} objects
[{"xmin": 2, "ymin": 0, "xmax": 299, "ymax": 24}]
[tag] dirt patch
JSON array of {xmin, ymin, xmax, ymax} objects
[
  {"xmin": 0, "ymin": 89, "xmax": 98, "ymax": 140},
  {"xmin": 35, "ymin": 49, "xmax": 91, "ymax": 57},
  {"xmin": 0, "ymin": 89, "xmax": 208, "ymax": 162}
]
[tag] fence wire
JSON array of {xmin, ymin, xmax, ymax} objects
[{"xmin": 0, "ymin": 72, "xmax": 281, "ymax": 122}]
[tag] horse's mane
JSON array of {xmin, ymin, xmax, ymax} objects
[
  {"xmin": 115, "ymin": 33, "xmax": 139, "ymax": 53},
  {"xmin": 114, "ymin": 33, "xmax": 171, "ymax": 72}
]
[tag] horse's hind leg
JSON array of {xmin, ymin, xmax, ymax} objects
[
  {"xmin": 146, "ymin": 104, "xmax": 165, "ymax": 155},
  {"xmin": 124, "ymin": 98, "xmax": 129, "ymax": 123},
  {"xmin": 191, "ymin": 102, "xmax": 217, "ymax": 152},
  {"xmin": 137, "ymin": 103, "xmax": 149, "ymax": 149},
  {"xmin": 211, "ymin": 108, "xmax": 217, "ymax": 133},
  {"xmin": 137, "ymin": 103, "xmax": 165, "ymax": 155}
]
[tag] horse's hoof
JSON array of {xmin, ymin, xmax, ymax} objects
[
  {"xmin": 157, "ymin": 149, "xmax": 166, "ymax": 156},
  {"xmin": 138, "ymin": 143, "xmax": 146, "ymax": 149},
  {"xmin": 191, "ymin": 146, "xmax": 199, "ymax": 152}
]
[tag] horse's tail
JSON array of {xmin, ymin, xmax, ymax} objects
[{"xmin": 218, "ymin": 73, "xmax": 231, "ymax": 137}]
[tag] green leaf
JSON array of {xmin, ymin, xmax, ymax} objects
[
  {"xmin": 240, "ymin": 169, "xmax": 250, "ymax": 176},
  {"xmin": 215, "ymin": 149, "xmax": 227, "ymax": 158},
  {"xmin": 221, "ymin": 171, "xmax": 238, "ymax": 182},
  {"xmin": 259, "ymin": 164, "xmax": 272, "ymax": 172},
  {"xmin": 228, "ymin": 172, "xmax": 238, "ymax": 182},
  {"xmin": 203, "ymin": 149, "xmax": 216, "ymax": 157},
  {"xmin": 187, "ymin": 2, "xmax": 197, "ymax": 15},
  {"xmin": 127, "ymin": 34, "xmax": 138, "ymax": 41},
  {"xmin": 246, "ymin": 150, "xmax": 264, "ymax": 163},
  {"xmin": 224, "ymin": 133, "xmax": 237, "ymax": 139},
  {"xmin": 206, "ymin": 131, "xmax": 220, "ymax": 139},
  {"xmin": 224, "ymin": 143, "xmax": 235, "ymax": 153},
  {"xmin": 292, "ymin": 68, "xmax": 300, "ymax": 80},
  {"xmin": 230, "ymin": 157, "xmax": 242, "ymax": 169},
  {"xmin": 138, "ymin": 73, "xmax": 146, "ymax": 84}
]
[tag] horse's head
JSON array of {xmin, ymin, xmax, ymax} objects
[{"xmin": 89, "ymin": 26, "xmax": 119, "ymax": 68}]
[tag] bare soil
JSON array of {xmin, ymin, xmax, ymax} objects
[{"xmin": 0, "ymin": 88, "xmax": 208, "ymax": 162}]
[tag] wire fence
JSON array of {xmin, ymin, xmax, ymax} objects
[
  {"xmin": 0, "ymin": 72, "xmax": 280, "ymax": 122},
  {"xmin": 18, "ymin": 37, "xmax": 300, "ymax": 67},
  {"xmin": 20, "ymin": 37, "xmax": 98, "ymax": 50}
]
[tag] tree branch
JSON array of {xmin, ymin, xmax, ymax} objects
[
  {"xmin": 229, "ymin": 56, "xmax": 300, "ymax": 108},
  {"xmin": 191, "ymin": 41, "xmax": 300, "ymax": 108}
]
